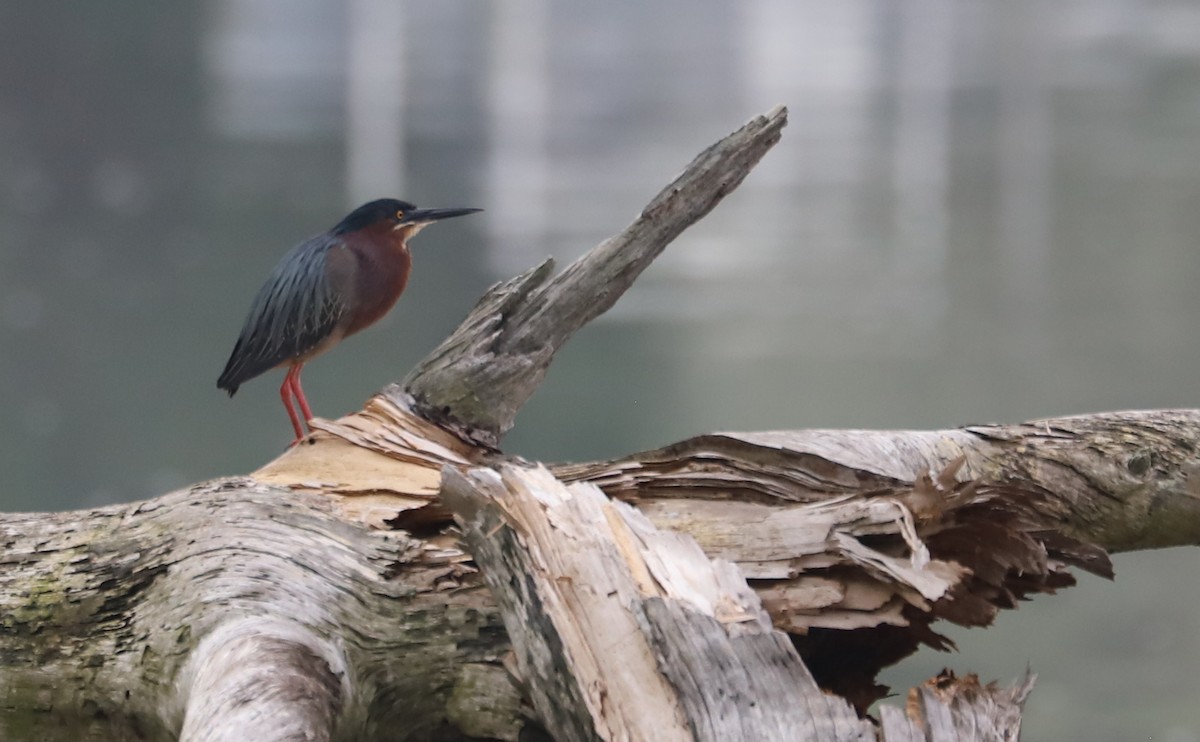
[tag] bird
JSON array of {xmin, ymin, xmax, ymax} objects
[{"xmin": 217, "ymin": 198, "xmax": 482, "ymax": 445}]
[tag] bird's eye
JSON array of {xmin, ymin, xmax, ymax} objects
[{"xmin": 395, "ymin": 209, "xmax": 405, "ymax": 221}]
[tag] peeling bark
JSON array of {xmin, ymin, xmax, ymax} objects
[{"xmin": 556, "ymin": 413, "xmax": 1200, "ymax": 553}]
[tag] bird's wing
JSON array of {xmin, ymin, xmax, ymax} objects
[{"xmin": 217, "ymin": 235, "xmax": 347, "ymax": 395}]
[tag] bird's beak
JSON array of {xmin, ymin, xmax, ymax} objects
[{"xmin": 402, "ymin": 207, "xmax": 483, "ymax": 225}]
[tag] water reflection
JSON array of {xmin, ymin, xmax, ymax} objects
[{"xmin": 205, "ymin": 0, "xmax": 346, "ymax": 139}]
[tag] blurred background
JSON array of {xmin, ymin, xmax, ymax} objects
[{"xmin": 1, "ymin": 1, "xmax": 1198, "ymax": 738}]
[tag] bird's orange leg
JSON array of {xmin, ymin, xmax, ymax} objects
[
  {"xmin": 280, "ymin": 366, "xmax": 306, "ymax": 444},
  {"xmin": 290, "ymin": 363, "xmax": 315, "ymax": 424}
]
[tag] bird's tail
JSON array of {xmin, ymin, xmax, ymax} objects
[
  {"xmin": 216, "ymin": 371, "xmax": 239, "ymax": 397},
  {"xmin": 218, "ymin": 339, "xmax": 247, "ymax": 397}
]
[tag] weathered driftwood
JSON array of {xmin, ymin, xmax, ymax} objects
[
  {"xmin": 0, "ymin": 475, "xmax": 518, "ymax": 742},
  {"xmin": 403, "ymin": 105, "xmax": 788, "ymax": 447},
  {"xmin": 2, "ymin": 106, "xmax": 1195, "ymax": 741},
  {"xmin": 8, "ymin": 402, "xmax": 1193, "ymax": 740},
  {"xmin": 878, "ymin": 671, "xmax": 1035, "ymax": 742},
  {"xmin": 442, "ymin": 464, "xmax": 873, "ymax": 742}
]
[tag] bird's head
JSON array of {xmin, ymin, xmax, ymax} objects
[{"xmin": 332, "ymin": 198, "xmax": 482, "ymax": 240}]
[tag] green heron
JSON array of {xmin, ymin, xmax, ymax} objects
[{"xmin": 217, "ymin": 198, "xmax": 481, "ymax": 444}]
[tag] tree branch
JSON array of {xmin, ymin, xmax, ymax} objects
[
  {"xmin": 402, "ymin": 106, "xmax": 789, "ymax": 447},
  {"xmin": 555, "ymin": 410, "xmax": 1200, "ymax": 553},
  {"xmin": 178, "ymin": 620, "xmax": 343, "ymax": 742}
]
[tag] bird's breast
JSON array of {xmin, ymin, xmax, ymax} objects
[{"xmin": 333, "ymin": 239, "xmax": 413, "ymax": 337}]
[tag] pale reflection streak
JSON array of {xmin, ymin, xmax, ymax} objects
[
  {"xmin": 346, "ymin": 0, "xmax": 406, "ymax": 203},
  {"xmin": 721, "ymin": 0, "xmax": 952, "ymax": 357},
  {"xmin": 484, "ymin": 0, "xmax": 551, "ymax": 275},
  {"xmin": 996, "ymin": 3, "xmax": 1053, "ymax": 359},
  {"xmin": 205, "ymin": 0, "xmax": 344, "ymax": 139}
]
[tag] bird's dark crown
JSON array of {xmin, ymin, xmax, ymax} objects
[{"xmin": 332, "ymin": 199, "xmax": 417, "ymax": 235}]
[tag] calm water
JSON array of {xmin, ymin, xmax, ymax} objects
[{"xmin": 2, "ymin": 2, "xmax": 1198, "ymax": 739}]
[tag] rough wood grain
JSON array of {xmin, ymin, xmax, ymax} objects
[
  {"xmin": 0, "ymin": 481, "xmax": 522, "ymax": 742},
  {"xmin": 443, "ymin": 465, "xmax": 692, "ymax": 742},
  {"xmin": 283, "ymin": 401, "xmax": 1194, "ymax": 715},
  {"xmin": 879, "ymin": 671, "xmax": 1035, "ymax": 742},
  {"xmin": 555, "ymin": 409, "xmax": 1200, "ymax": 553},
  {"xmin": 403, "ymin": 106, "xmax": 789, "ymax": 447},
  {"xmin": 442, "ymin": 463, "xmax": 876, "ymax": 742},
  {"xmin": 178, "ymin": 620, "xmax": 343, "ymax": 741},
  {"xmin": 0, "ymin": 461, "xmax": 1045, "ymax": 741}
]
